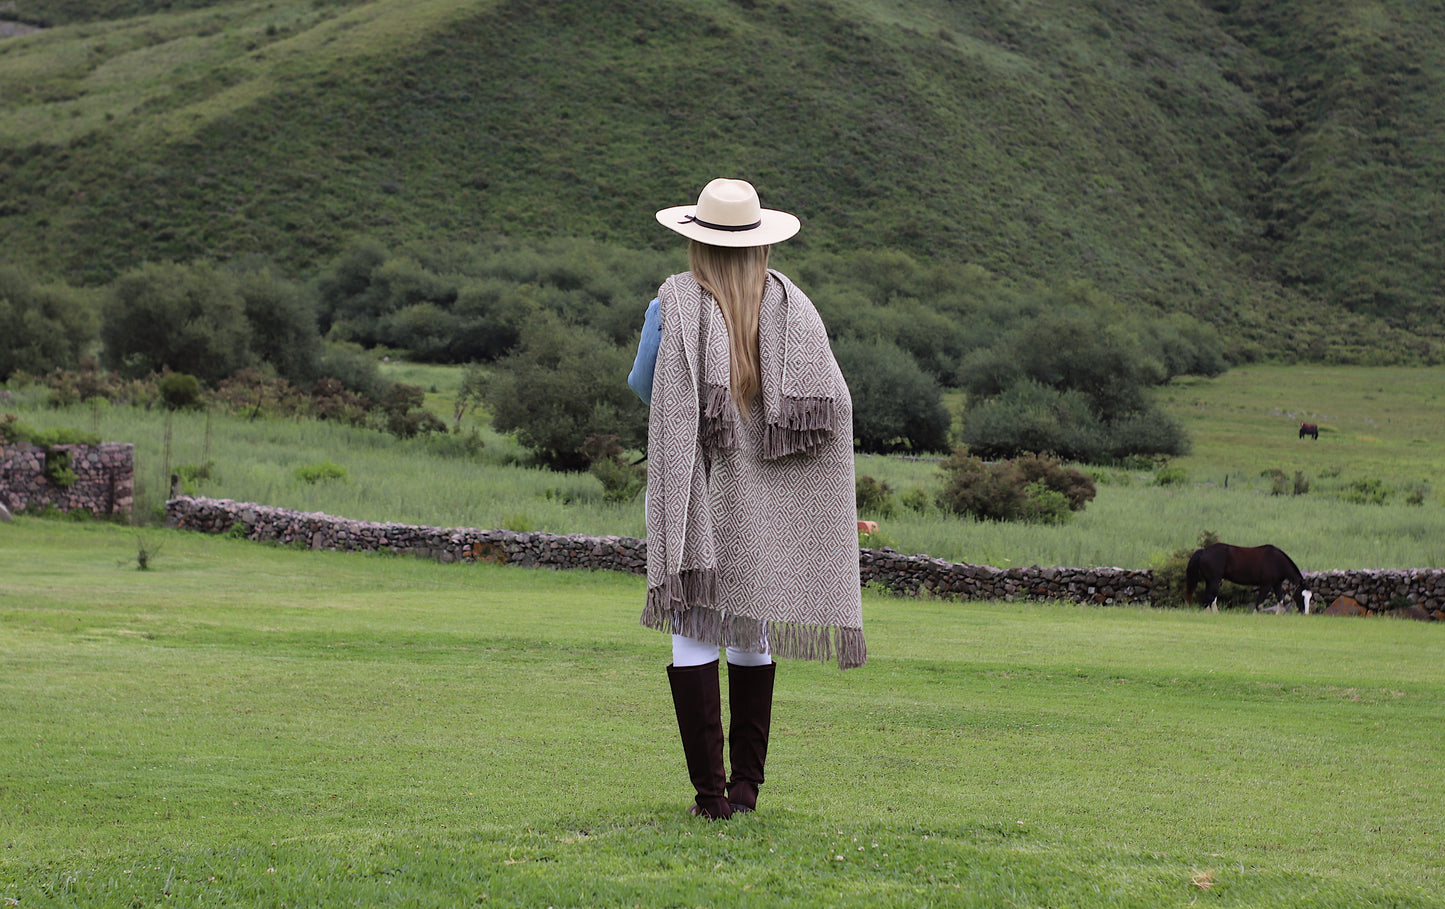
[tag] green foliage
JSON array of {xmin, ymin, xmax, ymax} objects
[
  {"xmin": 936, "ymin": 450, "xmax": 1096, "ymax": 524},
  {"xmin": 580, "ymin": 434, "xmax": 644, "ymax": 503},
  {"xmin": 315, "ymin": 237, "xmax": 675, "ymax": 362},
  {"xmin": 855, "ymin": 475, "xmax": 896, "ymax": 519},
  {"xmin": 1154, "ymin": 464, "xmax": 1188, "ymax": 487},
  {"xmin": 900, "ymin": 487, "xmax": 932, "ymax": 514},
  {"xmin": 834, "ymin": 337, "xmax": 951, "ymax": 454},
  {"xmin": 315, "ymin": 342, "xmax": 389, "ymax": 402},
  {"xmin": 100, "ymin": 261, "xmax": 253, "ymax": 385},
  {"xmin": 233, "ymin": 262, "xmax": 324, "ymax": 385},
  {"xmin": 0, "ymin": 412, "xmax": 32, "ymax": 444},
  {"xmin": 482, "ymin": 315, "xmax": 647, "ymax": 471},
  {"xmin": 42, "ymin": 447, "xmax": 76, "ymax": 487},
  {"xmin": 158, "ymin": 372, "xmax": 204, "ymax": 410},
  {"xmin": 375, "ymin": 382, "xmax": 446, "ymax": 439},
  {"xmin": 1344, "ymin": 477, "xmax": 1390, "ymax": 506},
  {"xmin": 0, "ymin": 267, "xmax": 97, "ymax": 381},
  {"xmin": 293, "ymin": 460, "xmax": 349, "ymax": 485},
  {"xmin": 961, "ymin": 378, "xmax": 1190, "ymax": 464},
  {"xmin": 174, "ymin": 460, "xmax": 218, "ymax": 495}
]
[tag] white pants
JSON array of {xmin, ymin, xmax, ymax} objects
[{"xmin": 672, "ymin": 634, "xmax": 772, "ymax": 668}]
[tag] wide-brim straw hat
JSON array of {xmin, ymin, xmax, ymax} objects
[{"xmin": 655, "ymin": 178, "xmax": 800, "ymax": 247}]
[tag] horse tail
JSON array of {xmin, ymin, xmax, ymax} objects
[{"xmin": 1184, "ymin": 549, "xmax": 1201, "ymax": 606}]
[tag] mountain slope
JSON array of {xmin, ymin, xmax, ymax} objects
[{"xmin": 1, "ymin": 0, "xmax": 1441, "ymax": 360}]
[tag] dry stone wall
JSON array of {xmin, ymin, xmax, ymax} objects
[
  {"xmin": 0, "ymin": 442, "xmax": 134, "ymax": 519},
  {"xmin": 165, "ymin": 497, "xmax": 1444, "ymax": 615}
]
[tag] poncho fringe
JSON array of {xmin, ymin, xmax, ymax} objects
[{"xmin": 640, "ymin": 598, "xmax": 868, "ymax": 670}]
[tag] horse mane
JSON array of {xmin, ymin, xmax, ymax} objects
[{"xmin": 1269, "ymin": 545, "xmax": 1307, "ymax": 587}]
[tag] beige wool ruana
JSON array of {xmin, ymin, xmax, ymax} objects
[{"xmin": 639, "ymin": 270, "xmax": 866, "ymax": 670}]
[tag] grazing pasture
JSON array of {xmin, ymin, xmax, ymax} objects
[
  {"xmin": 4, "ymin": 364, "xmax": 1445, "ymax": 569},
  {"xmin": 1, "ymin": 520, "xmax": 1443, "ymax": 907}
]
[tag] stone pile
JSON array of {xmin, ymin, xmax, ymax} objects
[
  {"xmin": 165, "ymin": 496, "xmax": 646, "ymax": 574},
  {"xmin": 162, "ymin": 497, "xmax": 1444, "ymax": 615},
  {"xmin": 859, "ymin": 549, "xmax": 1156, "ymax": 604},
  {"xmin": 1307, "ymin": 569, "xmax": 1445, "ymax": 614},
  {"xmin": 0, "ymin": 442, "xmax": 134, "ymax": 519}
]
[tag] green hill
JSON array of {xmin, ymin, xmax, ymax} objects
[{"xmin": 2, "ymin": 0, "xmax": 1442, "ymax": 361}]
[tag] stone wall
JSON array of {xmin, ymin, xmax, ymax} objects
[
  {"xmin": 0, "ymin": 442, "xmax": 135, "ymax": 519},
  {"xmin": 165, "ymin": 496, "xmax": 1445, "ymax": 615}
]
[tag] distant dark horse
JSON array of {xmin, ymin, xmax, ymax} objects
[
  {"xmin": 1185, "ymin": 543, "xmax": 1312, "ymax": 614},
  {"xmin": 1299, "ymin": 423, "xmax": 1318, "ymax": 440}
]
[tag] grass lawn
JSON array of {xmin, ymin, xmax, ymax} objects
[{"xmin": 3, "ymin": 519, "xmax": 1442, "ymax": 906}]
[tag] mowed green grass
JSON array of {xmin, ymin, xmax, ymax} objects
[{"xmin": 2, "ymin": 520, "xmax": 1442, "ymax": 906}]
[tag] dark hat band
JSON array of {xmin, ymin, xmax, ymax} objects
[{"xmin": 681, "ymin": 214, "xmax": 763, "ymax": 232}]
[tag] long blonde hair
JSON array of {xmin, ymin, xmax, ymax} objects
[{"xmin": 689, "ymin": 240, "xmax": 771, "ymax": 418}]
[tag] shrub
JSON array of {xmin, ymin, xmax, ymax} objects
[
  {"xmin": 936, "ymin": 449, "xmax": 1094, "ymax": 523},
  {"xmin": 1344, "ymin": 477, "xmax": 1389, "ymax": 505},
  {"xmin": 1014, "ymin": 452, "xmax": 1097, "ymax": 511},
  {"xmin": 1154, "ymin": 464, "xmax": 1188, "ymax": 486},
  {"xmin": 174, "ymin": 460, "xmax": 219, "ymax": 495},
  {"xmin": 580, "ymin": 434, "xmax": 644, "ymax": 503},
  {"xmin": 481, "ymin": 315, "xmax": 647, "ymax": 471},
  {"xmin": 834, "ymin": 337, "xmax": 952, "ymax": 454},
  {"xmin": 233, "ymin": 263, "xmax": 323, "ymax": 385},
  {"xmin": 901, "ymin": 487, "xmax": 931, "ymax": 514},
  {"xmin": 0, "ymin": 266, "xmax": 97, "ymax": 381},
  {"xmin": 293, "ymin": 461, "xmax": 349, "ymax": 484},
  {"xmin": 158, "ymin": 372, "xmax": 204, "ymax": 410},
  {"xmin": 43, "ymin": 448, "xmax": 76, "ymax": 487},
  {"xmin": 100, "ymin": 261, "xmax": 253, "ymax": 385},
  {"xmin": 855, "ymin": 475, "xmax": 897, "ymax": 518}
]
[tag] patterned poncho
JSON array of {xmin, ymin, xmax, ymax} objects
[{"xmin": 639, "ymin": 270, "xmax": 866, "ymax": 670}]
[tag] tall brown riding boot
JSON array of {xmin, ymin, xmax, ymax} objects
[
  {"xmin": 726, "ymin": 660, "xmax": 776, "ymax": 813},
  {"xmin": 667, "ymin": 661, "xmax": 733, "ymax": 820}
]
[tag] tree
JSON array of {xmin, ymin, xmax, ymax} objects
[
  {"xmin": 100, "ymin": 261, "xmax": 252, "ymax": 385},
  {"xmin": 481, "ymin": 315, "xmax": 648, "ymax": 471},
  {"xmin": 956, "ymin": 304, "xmax": 1197, "ymax": 462},
  {"xmin": 834, "ymin": 337, "xmax": 951, "ymax": 454},
  {"xmin": 0, "ymin": 267, "xmax": 97, "ymax": 381},
  {"xmin": 233, "ymin": 263, "xmax": 323, "ymax": 385}
]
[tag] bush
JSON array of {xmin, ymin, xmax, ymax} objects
[
  {"xmin": 901, "ymin": 487, "xmax": 932, "ymax": 513},
  {"xmin": 294, "ymin": 461, "xmax": 349, "ymax": 484},
  {"xmin": 855, "ymin": 475, "xmax": 897, "ymax": 518},
  {"xmin": 375, "ymin": 383, "xmax": 447, "ymax": 439},
  {"xmin": 158, "ymin": 372, "xmax": 204, "ymax": 410},
  {"xmin": 0, "ymin": 266, "xmax": 97, "ymax": 381},
  {"xmin": 834, "ymin": 337, "xmax": 952, "ymax": 454},
  {"xmin": 101, "ymin": 261, "xmax": 254, "ymax": 385},
  {"xmin": 233, "ymin": 263, "xmax": 323, "ymax": 385},
  {"xmin": 1155, "ymin": 464, "xmax": 1188, "ymax": 487},
  {"xmin": 936, "ymin": 449, "xmax": 1095, "ymax": 523},
  {"xmin": 1344, "ymin": 477, "xmax": 1389, "ymax": 505},
  {"xmin": 580, "ymin": 434, "xmax": 644, "ymax": 503},
  {"xmin": 482, "ymin": 315, "xmax": 647, "ymax": 471}
]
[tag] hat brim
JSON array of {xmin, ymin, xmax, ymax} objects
[{"xmin": 655, "ymin": 205, "xmax": 800, "ymax": 248}]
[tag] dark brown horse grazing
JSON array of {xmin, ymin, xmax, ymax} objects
[
  {"xmin": 1185, "ymin": 543, "xmax": 1312, "ymax": 614},
  {"xmin": 1299, "ymin": 423, "xmax": 1319, "ymax": 440}
]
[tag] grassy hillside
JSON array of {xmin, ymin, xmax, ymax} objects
[{"xmin": 1, "ymin": 0, "xmax": 1443, "ymax": 360}]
